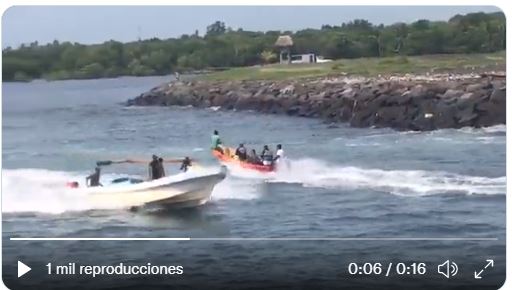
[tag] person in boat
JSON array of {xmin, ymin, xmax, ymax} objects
[
  {"xmin": 180, "ymin": 156, "xmax": 192, "ymax": 172},
  {"xmin": 211, "ymin": 130, "xmax": 223, "ymax": 154},
  {"xmin": 86, "ymin": 167, "xmax": 102, "ymax": 187},
  {"xmin": 247, "ymin": 149, "xmax": 261, "ymax": 165},
  {"xmin": 149, "ymin": 154, "xmax": 163, "ymax": 180},
  {"xmin": 260, "ymin": 145, "xmax": 274, "ymax": 166},
  {"xmin": 235, "ymin": 143, "xmax": 247, "ymax": 161},
  {"xmin": 274, "ymin": 144, "xmax": 284, "ymax": 163},
  {"xmin": 158, "ymin": 157, "xmax": 166, "ymax": 177}
]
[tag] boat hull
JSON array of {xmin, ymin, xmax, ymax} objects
[
  {"xmin": 212, "ymin": 149, "xmax": 274, "ymax": 173},
  {"xmin": 84, "ymin": 167, "xmax": 226, "ymax": 209}
]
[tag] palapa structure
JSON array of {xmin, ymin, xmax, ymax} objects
[{"xmin": 275, "ymin": 35, "xmax": 293, "ymax": 64}]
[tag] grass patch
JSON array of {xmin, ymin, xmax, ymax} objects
[{"xmin": 201, "ymin": 51, "xmax": 505, "ymax": 81}]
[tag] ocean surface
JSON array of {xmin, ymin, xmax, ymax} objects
[{"xmin": 2, "ymin": 76, "xmax": 506, "ymax": 289}]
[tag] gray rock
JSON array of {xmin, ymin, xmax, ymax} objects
[
  {"xmin": 442, "ymin": 89, "xmax": 463, "ymax": 99},
  {"xmin": 465, "ymin": 83, "xmax": 484, "ymax": 92},
  {"xmin": 459, "ymin": 92, "xmax": 474, "ymax": 100},
  {"xmin": 126, "ymin": 75, "xmax": 506, "ymax": 131},
  {"xmin": 490, "ymin": 88, "xmax": 506, "ymax": 103},
  {"xmin": 475, "ymin": 100, "xmax": 506, "ymax": 127},
  {"xmin": 280, "ymin": 85, "xmax": 295, "ymax": 95}
]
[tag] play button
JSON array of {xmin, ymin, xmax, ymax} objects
[{"xmin": 18, "ymin": 261, "xmax": 31, "ymax": 278}]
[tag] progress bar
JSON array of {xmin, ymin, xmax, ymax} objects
[{"xmin": 10, "ymin": 237, "xmax": 498, "ymax": 241}]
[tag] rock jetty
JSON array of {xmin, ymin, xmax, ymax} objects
[{"xmin": 127, "ymin": 73, "xmax": 506, "ymax": 131}]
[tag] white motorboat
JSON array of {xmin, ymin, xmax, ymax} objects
[{"xmin": 76, "ymin": 166, "xmax": 227, "ymax": 209}]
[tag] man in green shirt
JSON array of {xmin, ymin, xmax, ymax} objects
[{"xmin": 211, "ymin": 130, "xmax": 223, "ymax": 153}]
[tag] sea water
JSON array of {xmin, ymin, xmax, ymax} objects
[{"xmin": 2, "ymin": 76, "xmax": 506, "ymax": 289}]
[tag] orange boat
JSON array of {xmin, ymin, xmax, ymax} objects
[{"xmin": 212, "ymin": 147, "xmax": 274, "ymax": 173}]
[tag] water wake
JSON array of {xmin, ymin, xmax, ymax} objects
[
  {"xmin": 2, "ymin": 167, "xmax": 234, "ymax": 214},
  {"xmin": 3, "ymin": 169, "xmax": 94, "ymax": 214},
  {"xmin": 211, "ymin": 176, "xmax": 261, "ymax": 201},
  {"xmin": 458, "ymin": 124, "xmax": 506, "ymax": 135},
  {"xmin": 269, "ymin": 158, "xmax": 505, "ymax": 196},
  {"xmin": 3, "ymin": 160, "xmax": 505, "ymax": 214}
]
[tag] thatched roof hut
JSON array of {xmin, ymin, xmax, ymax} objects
[{"xmin": 275, "ymin": 35, "xmax": 293, "ymax": 47}]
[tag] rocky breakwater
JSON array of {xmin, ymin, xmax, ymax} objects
[{"xmin": 127, "ymin": 73, "xmax": 506, "ymax": 131}]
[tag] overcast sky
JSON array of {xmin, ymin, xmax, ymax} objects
[{"xmin": 2, "ymin": 6, "xmax": 501, "ymax": 48}]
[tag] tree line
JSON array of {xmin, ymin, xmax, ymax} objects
[{"xmin": 2, "ymin": 11, "xmax": 505, "ymax": 81}]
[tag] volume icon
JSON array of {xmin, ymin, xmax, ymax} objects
[{"xmin": 437, "ymin": 260, "xmax": 458, "ymax": 278}]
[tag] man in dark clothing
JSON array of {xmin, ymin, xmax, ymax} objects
[
  {"xmin": 158, "ymin": 157, "xmax": 166, "ymax": 177},
  {"xmin": 86, "ymin": 167, "xmax": 102, "ymax": 187},
  {"xmin": 235, "ymin": 143, "xmax": 247, "ymax": 161},
  {"xmin": 260, "ymin": 145, "xmax": 273, "ymax": 166},
  {"xmin": 149, "ymin": 155, "xmax": 162, "ymax": 180},
  {"xmin": 180, "ymin": 156, "xmax": 192, "ymax": 172}
]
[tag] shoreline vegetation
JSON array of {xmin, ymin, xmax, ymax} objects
[
  {"xmin": 2, "ymin": 11, "xmax": 505, "ymax": 82},
  {"xmin": 202, "ymin": 51, "xmax": 505, "ymax": 81}
]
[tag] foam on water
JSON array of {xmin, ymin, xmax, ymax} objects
[
  {"xmin": 2, "ymin": 169, "xmax": 96, "ymax": 214},
  {"xmin": 459, "ymin": 124, "xmax": 506, "ymax": 134},
  {"xmin": 394, "ymin": 124, "xmax": 506, "ymax": 136},
  {"xmin": 2, "ymin": 167, "xmax": 228, "ymax": 214},
  {"xmin": 270, "ymin": 158, "xmax": 506, "ymax": 197},
  {"xmin": 3, "ymin": 158, "xmax": 505, "ymax": 214},
  {"xmin": 213, "ymin": 157, "xmax": 505, "ymax": 197},
  {"xmin": 211, "ymin": 176, "xmax": 261, "ymax": 201}
]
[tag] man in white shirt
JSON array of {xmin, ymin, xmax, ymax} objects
[{"xmin": 274, "ymin": 144, "xmax": 284, "ymax": 163}]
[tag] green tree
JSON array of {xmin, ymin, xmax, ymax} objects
[
  {"xmin": 260, "ymin": 50, "xmax": 277, "ymax": 64},
  {"xmin": 77, "ymin": 62, "xmax": 104, "ymax": 79},
  {"xmin": 1, "ymin": 11, "xmax": 505, "ymax": 81},
  {"xmin": 206, "ymin": 21, "xmax": 226, "ymax": 37}
]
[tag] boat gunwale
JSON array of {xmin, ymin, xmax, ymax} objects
[{"xmin": 86, "ymin": 169, "xmax": 226, "ymax": 195}]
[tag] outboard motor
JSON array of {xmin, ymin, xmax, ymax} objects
[{"xmin": 66, "ymin": 181, "xmax": 79, "ymax": 188}]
